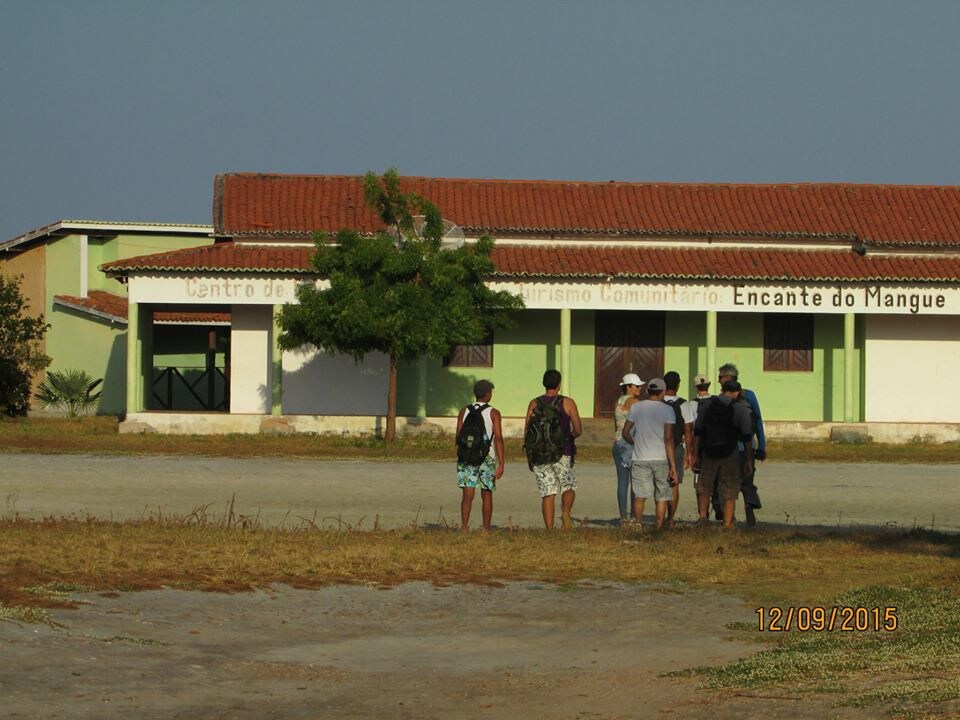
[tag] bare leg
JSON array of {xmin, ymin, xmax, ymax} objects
[
  {"xmin": 632, "ymin": 496, "xmax": 646, "ymax": 525},
  {"xmin": 460, "ymin": 487, "xmax": 476, "ymax": 530},
  {"xmin": 697, "ymin": 493, "xmax": 711, "ymax": 522},
  {"xmin": 542, "ymin": 494, "xmax": 556, "ymax": 529},
  {"xmin": 480, "ymin": 489, "xmax": 493, "ymax": 530},
  {"xmin": 560, "ymin": 489, "xmax": 575, "ymax": 529},
  {"xmin": 667, "ymin": 485, "xmax": 680, "ymax": 526},
  {"xmin": 722, "ymin": 498, "xmax": 737, "ymax": 529},
  {"xmin": 655, "ymin": 500, "xmax": 669, "ymax": 529}
]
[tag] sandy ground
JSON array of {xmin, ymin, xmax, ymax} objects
[
  {"xmin": 0, "ymin": 453, "xmax": 956, "ymax": 531},
  {"xmin": 2, "ymin": 582, "xmax": 880, "ymax": 719},
  {"xmin": 1, "ymin": 454, "xmax": 954, "ymax": 717}
]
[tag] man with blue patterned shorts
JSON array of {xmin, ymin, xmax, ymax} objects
[{"xmin": 456, "ymin": 379, "xmax": 504, "ymax": 531}]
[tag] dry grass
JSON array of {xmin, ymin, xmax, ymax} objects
[
  {"xmin": 2, "ymin": 517, "xmax": 958, "ymax": 609},
  {"xmin": 4, "ymin": 517, "xmax": 959, "ymax": 713},
  {"xmin": 3, "ymin": 416, "xmax": 960, "ymax": 463}
]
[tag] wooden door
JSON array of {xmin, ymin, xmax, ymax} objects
[{"xmin": 594, "ymin": 310, "xmax": 664, "ymax": 417}]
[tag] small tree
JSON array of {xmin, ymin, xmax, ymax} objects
[
  {"xmin": 34, "ymin": 369, "xmax": 103, "ymax": 417},
  {"xmin": 0, "ymin": 274, "xmax": 50, "ymax": 417},
  {"xmin": 278, "ymin": 169, "xmax": 524, "ymax": 441}
]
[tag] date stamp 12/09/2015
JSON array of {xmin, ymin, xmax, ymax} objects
[{"xmin": 756, "ymin": 606, "xmax": 898, "ymax": 632}]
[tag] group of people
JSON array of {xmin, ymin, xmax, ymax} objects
[{"xmin": 454, "ymin": 365, "xmax": 766, "ymax": 531}]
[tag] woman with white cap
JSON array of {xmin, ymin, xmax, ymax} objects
[{"xmin": 613, "ymin": 373, "xmax": 644, "ymax": 524}]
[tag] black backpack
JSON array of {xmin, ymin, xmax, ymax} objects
[
  {"xmin": 701, "ymin": 398, "xmax": 739, "ymax": 459},
  {"xmin": 457, "ymin": 404, "xmax": 492, "ymax": 465},
  {"xmin": 663, "ymin": 397, "xmax": 686, "ymax": 447},
  {"xmin": 524, "ymin": 396, "xmax": 565, "ymax": 465}
]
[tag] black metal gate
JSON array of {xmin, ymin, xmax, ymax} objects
[{"xmin": 152, "ymin": 366, "xmax": 229, "ymax": 411}]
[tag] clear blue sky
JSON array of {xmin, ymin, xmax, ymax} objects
[{"xmin": 3, "ymin": 0, "xmax": 960, "ymax": 241}]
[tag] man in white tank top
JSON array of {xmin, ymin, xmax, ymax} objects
[{"xmin": 456, "ymin": 379, "xmax": 504, "ymax": 530}]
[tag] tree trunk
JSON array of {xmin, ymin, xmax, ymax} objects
[{"xmin": 386, "ymin": 352, "xmax": 398, "ymax": 442}]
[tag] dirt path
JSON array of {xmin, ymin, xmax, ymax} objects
[
  {"xmin": 1, "ymin": 581, "xmax": 878, "ymax": 719},
  {"xmin": 2, "ymin": 453, "xmax": 957, "ymax": 531}
]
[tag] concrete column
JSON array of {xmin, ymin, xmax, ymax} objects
[
  {"xmin": 416, "ymin": 356, "xmax": 428, "ymax": 419},
  {"xmin": 560, "ymin": 308, "xmax": 572, "ymax": 394},
  {"xmin": 141, "ymin": 308, "xmax": 153, "ymax": 411},
  {"xmin": 706, "ymin": 310, "xmax": 717, "ymax": 385},
  {"xmin": 844, "ymin": 311, "xmax": 856, "ymax": 423},
  {"xmin": 79, "ymin": 235, "xmax": 88, "ymax": 298},
  {"xmin": 271, "ymin": 306, "xmax": 283, "ymax": 415},
  {"xmin": 126, "ymin": 301, "xmax": 140, "ymax": 413}
]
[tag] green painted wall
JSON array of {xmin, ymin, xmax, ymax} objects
[
  {"xmin": 663, "ymin": 311, "xmax": 705, "ymax": 397},
  {"xmin": 399, "ymin": 309, "xmax": 597, "ymax": 417},
  {"xmin": 401, "ymin": 309, "xmax": 863, "ymax": 422},
  {"xmin": 710, "ymin": 313, "xmax": 862, "ymax": 422},
  {"xmin": 43, "ymin": 232, "xmax": 215, "ymax": 415}
]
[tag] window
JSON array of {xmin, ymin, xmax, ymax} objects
[
  {"xmin": 444, "ymin": 331, "xmax": 493, "ymax": 368},
  {"xmin": 763, "ymin": 314, "xmax": 813, "ymax": 371}
]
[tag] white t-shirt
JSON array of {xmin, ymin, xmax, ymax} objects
[
  {"xmin": 625, "ymin": 399, "xmax": 677, "ymax": 462},
  {"xmin": 663, "ymin": 395, "xmax": 696, "ymax": 429},
  {"xmin": 458, "ymin": 403, "xmax": 497, "ymax": 463}
]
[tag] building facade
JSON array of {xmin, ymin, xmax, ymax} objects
[
  {"xmin": 94, "ymin": 175, "xmax": 960, "ymax": 440},
  {"xmin": 0, "ymin": 221, "xmax": 218, "ymax": 414}
]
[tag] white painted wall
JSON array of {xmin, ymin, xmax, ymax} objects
[
  {"xmin": 230, "ymin": 305, "xmax": 273, "ymax": 413},
  {"xmin": 865, "ymin": 315, "xmax": 960, "ymax": 422},
  {"xmin": 282, "ymin": 347, "xmax": 388, "ymax": 415}
]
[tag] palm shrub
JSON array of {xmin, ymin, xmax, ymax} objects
[{"xmin": 34, "ymin": 369, "xmax": 103, "ymax": 417}]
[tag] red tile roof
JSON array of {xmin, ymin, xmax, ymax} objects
[
  {"xmin": 100, "ymin": 241, "xmax": 960, "ymax": 283},
  {"xmin": 102, "ymin": 243, "xmax": 312, "ymax": 274},
  {"xmin": 214, "ymin": 174, "xmax": 960, "ymax": 247},
  {"xmin": 54, "ymin": 290, "xmax": 230, "ymax": 324}
]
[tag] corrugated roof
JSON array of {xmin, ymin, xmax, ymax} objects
[
  {"xmin": 214, "ymin": 174, "xmax": 960, "ymax": 247},
  {"xmin": 2, "ymin": 220, "xmax": 213, "ymax": 252},
  {"xmin": 100, "ymin": 241, "xmax": 960, "ymax": 283}
]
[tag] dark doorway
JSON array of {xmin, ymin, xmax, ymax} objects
[{"xmin": 594, "ymin": 310, "xmax": 664, "ymax": 417}]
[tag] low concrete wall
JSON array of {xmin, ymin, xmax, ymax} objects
[{"xmin": 121, "ymin": 413, "xmax": 960, "ymax": 445}]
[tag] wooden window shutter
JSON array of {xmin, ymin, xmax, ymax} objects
[
  {"xmin": 764, "ymin": 314, "xmax": 813, "ymax": 372},
  {"xmin": 444, "ymin": 331, "xmax": 494, "ymax": 368}
]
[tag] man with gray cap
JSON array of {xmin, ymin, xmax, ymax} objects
[
  {"xmin": 455, "ymin": 379, "xmax": 504, "ymax": 531},
  {"xmin": 620, "ymin": 377, "xmax": 678, "ymax": 529}
]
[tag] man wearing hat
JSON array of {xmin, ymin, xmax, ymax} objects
[
  {"xmin": 455, "ymin": 379, "xmax": 504, "ymax": 531},
  {"xmin": 691, "ymin": 374, "xmax": 713, "ymax": 421},
  {"xmin": 620, "ymin": 377, "xmax": 679, "ymax": 529}
]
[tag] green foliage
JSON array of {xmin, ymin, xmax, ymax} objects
[
  {"xmin": 34, "ymin": 369, "xmax": 103, "ymax": 417},
  {"xmin": 278, "ymin": 168, "xmax": 525, "ymax": 362},
  {"xmin": 689, "ymin": 586, "xmax": 960, "ymax": 710},
  {"xmin": 0, "ymin": 275, "xmax": 49, "ymax": 416}
]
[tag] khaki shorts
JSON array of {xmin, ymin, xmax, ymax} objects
[
  {"xmin": 631, "ymin": 460, "xmax": 672, "ymax": 503},
  {"xmin": 695, "ymin": 453, "xmax": 741, "ymax": 501}
]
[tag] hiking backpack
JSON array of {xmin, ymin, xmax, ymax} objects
[
  {"xmin": 663, "ymin": 397, "xmax": 686, "ymax": 447},
  {"xmin": 457, "ymin": 403, "xmax": 492, "ymax": 466},
  {"xmin": 524, "ymin": 396, "xmax": 566, "ymax": 465},
  {"xmin": 701, "ymin": 398, "xmax": 739, "ymax": 459}
]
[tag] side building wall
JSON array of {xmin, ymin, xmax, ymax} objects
[
  {"xmin": 865, "ymin": 315, "xmax": 960, "ymax": 423},
  {"xmin": 45, "ymin": 233, "xmax": 217, "ymax": 415}
]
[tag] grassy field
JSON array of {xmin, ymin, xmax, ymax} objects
[
  {"xmin": 4, "ymin": 415, "xmax": 960, "ymax": 463},
  {"xmin": 3, "ymin": 416, "xmax": 960, "ymax": 715},
  {"xmin": 2, "ymin": 516, "xmax": 960, "ymax": 715}
]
